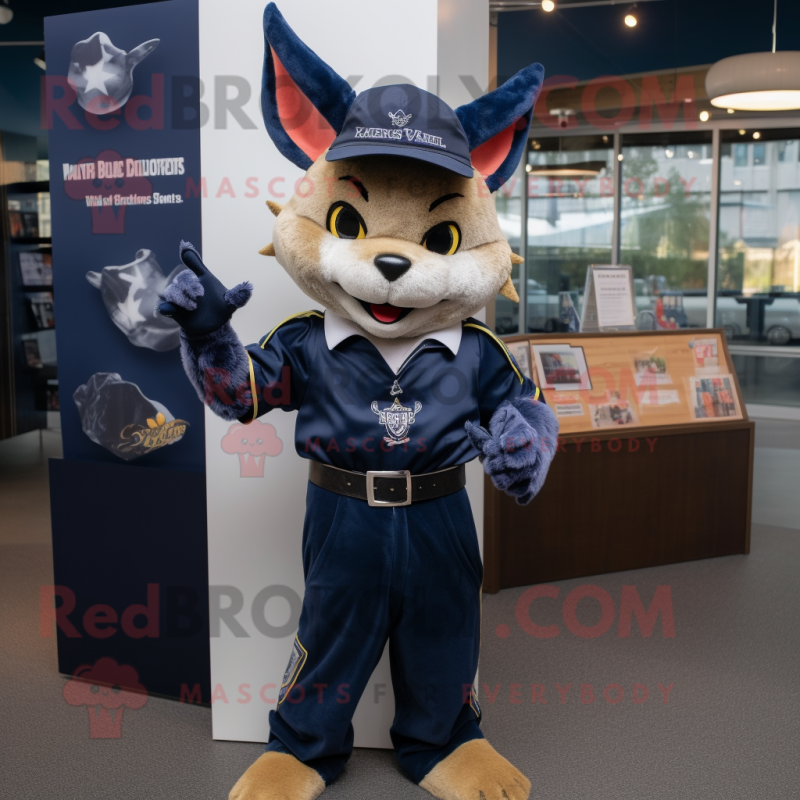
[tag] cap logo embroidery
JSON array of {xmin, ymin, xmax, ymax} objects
[
  {"xmin": 388, "ymin": 109, "xmax": 412, "ymax": 127},
  {"xmin": 354, "ymin": 126, "xmax": 447, "ymax": 150}
]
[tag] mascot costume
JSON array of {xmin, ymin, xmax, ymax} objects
[{"xmin": 159, "ymin": 5, "xmax": 558, "ymax": 799}]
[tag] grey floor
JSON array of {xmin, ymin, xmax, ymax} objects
[{"xmin": 1, "ymin": 423, "xmax": 799, "ymax": 799}]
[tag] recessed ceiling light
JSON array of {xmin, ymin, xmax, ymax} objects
[
  {"xmin": 739, "ymin": 129, "xmax": 746, "ymax": 135},
  {"xmin": 624, "ymin": 13, "xmax": 637, "ymax": 27},
  {"xmin": 542, "ymin": 0, "xmax": 555, "ymax": 11},
  {"xmin": 753, "ymin": 131, "xmax": 762, "ymax": 139},
  {"xmin": 699, "ymin": 110, "xmax": 710, "ymax": 122},
  {"xmin": 727, "ymin": 108, "xmax": 735, "ymax": 114}
]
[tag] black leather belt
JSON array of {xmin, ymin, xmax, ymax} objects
[{"xmin": 309, "ymin": 461, "xmax": 466, "ymax": 507}]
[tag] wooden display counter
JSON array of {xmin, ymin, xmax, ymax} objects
[{"xmin": 483, "ymin": 329, "xmax": 754, "ymax": 594}]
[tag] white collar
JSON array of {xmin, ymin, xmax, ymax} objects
[{"xmin": 324, "ymin": 311, "xmax": 462, "ymax": 374}]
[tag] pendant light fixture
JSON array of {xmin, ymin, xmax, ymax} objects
[
  {"xmin": 706, "ymin": 0, "xmax": 800, "ymax": 111},
  {"xmin": 526, "ymin": 161, "xmax": 606, "ymax": 177},
  {"xmin": 526, "ymin": 136, "xmax": 606, "ymax": 177}
]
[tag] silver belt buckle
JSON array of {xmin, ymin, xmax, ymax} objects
[{"xmin": 365, "ymin": 470, "xmax": 412, "ymax": 507}]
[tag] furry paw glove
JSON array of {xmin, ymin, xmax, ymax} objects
[
  {"xmin": 179, "ymin": 322, "xmax": 252, "ymax": 421},
  {"xmin": 157, "ymin": 241, "xmax": 255, "ymax": 421},
  {"xmin": 466, "ymin": 396, "xmax": 559, "ymax": 505},
  {"xmin": 158, "ymin": 241, "xmax": 253, "ymax": 338}
]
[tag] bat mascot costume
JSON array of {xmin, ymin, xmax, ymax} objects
[{"xmin": 159, "ymin": 5, "xmax": 558, "ymax": 799}]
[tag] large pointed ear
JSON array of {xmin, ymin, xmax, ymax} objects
[
  {"xmin": 262, "ymin": 3, "xmax": 356, "ymax": 169},
  {"xmin": 456, "ymin": 63, "xmax": 545, "ymax": 192}
]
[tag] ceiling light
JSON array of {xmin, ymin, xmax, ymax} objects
[
  {"xmin": 708, "ymin": 58, "xmax": 800, "ymax": 111},
  {"xmin": 34, "ymin": 48, "xmax": 45, "ymax": 70},
  {"xmin": 618, "ymin": 153, "xmax": 624, "ymax": 162},
  {"xmin": 706, "ymin": 0, "xmax": 800, "ymax": 111},
  {"xmin": 727, "ymin": 108, "xmax": 735, "ymax": 114},
  {"xmin": 542, "ymin": 0, "xmax": 555, "ymax": 11},
  {"xmin": 525, "ymin": 163, "xmax": 533, "ymax": 172},
  {"xmin": 527, "ymin": 161, "xmax": 606, "ymax": 177},
  {"xmin": 0, "ymin": 0, "xmax": 13, "ymax": 24},
  {"xmin": 739, "ymin": 129, "xmax": 746, "ymax": 135},
  {"xmin": 753, "ymin": 131, "xmax": 762, "ymax": 139},
  {"xmin": 699, "ymin": 110, "xmax": 710, "ymax": 122},
  {"xmin": 665, "ymin": 148, "xmax": 674, "ymax": 158},
  {"xmin": 624, "ymin": 13, "xmax": 637, "ymax": 27}
]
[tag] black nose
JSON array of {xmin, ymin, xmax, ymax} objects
[{"xmin": 374, "ymin": 254, "xmax": 411, "ymax": 282}]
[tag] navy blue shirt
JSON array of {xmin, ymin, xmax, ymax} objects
[{"xmin": 243, "ymin": 311, "xmax": 539, "ymax": 473}]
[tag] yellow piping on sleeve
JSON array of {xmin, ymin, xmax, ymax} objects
[
  {"xmin": 463, "ymin": 322, "xmax": 524, "ymax": 384},
  {"xmin": 260, "ymin": 310, "xmax": 324, "ymax": 349},
  {"xmin": 247, "ymin": 353, "xmax": 258, "ymax": 423}
]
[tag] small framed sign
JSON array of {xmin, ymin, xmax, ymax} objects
[{"xmin": 580, "ymin": 265, "xmax": 636, "ymax": 332}]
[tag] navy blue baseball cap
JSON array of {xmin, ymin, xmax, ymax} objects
[{"xmin": 326, "ymin": 84, "xmax": 474, "ymax": 178}]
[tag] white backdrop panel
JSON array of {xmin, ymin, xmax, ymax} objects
[{"xmin": 200, "ymin": 0, "xmax": 488, "ymax": 744}]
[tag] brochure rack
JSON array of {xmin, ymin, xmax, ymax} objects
[
  {"xmin": 0, "ymin": 181, "xmax": 54, "ymax": 439},
  {"xmin": 483, "ymin": 329, "xmax": 754, "ymax": 593}
]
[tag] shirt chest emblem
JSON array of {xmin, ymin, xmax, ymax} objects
[{"xmin": 371, "ymin": 397, "xmax": 422, "ymax": 447}]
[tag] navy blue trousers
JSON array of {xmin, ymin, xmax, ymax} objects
[{"xmin": 265, "ymin": 482, "xmax": 484, "ymax": 785}]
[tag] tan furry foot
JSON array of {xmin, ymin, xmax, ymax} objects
[
  {"xmin": 228, "ymin": 752, "xmax": 325, "ymax": 800},
  {"xmin": 420, "ymin": 739, "xmax": 531, "ymax": 800}
]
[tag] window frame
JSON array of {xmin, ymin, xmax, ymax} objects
[{"xmin": 503, "ymin": 119, "xmax": 800, "ymax": 366}]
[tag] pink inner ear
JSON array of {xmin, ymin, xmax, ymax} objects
[
  {"xmin": 470, "ymin": 118, "xmax": 521, "ymax": 179},
  {"xmin": 272, "ymin": 48, "xmax": 336, "ymax": 162}
]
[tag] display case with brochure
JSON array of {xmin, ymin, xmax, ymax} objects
[{"xmin": 483, "ymin": 329, "xmax": 753, "ymax": 593}]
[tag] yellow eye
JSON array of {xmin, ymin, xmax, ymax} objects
[
  {"xmin": 423, "ymin": 222, "xmax": 460, "ymax": 255},
  {"xmin": 327, "ymin": 203, "xmax": 366, "ymax": 239}
]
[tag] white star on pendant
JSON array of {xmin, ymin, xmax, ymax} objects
[
  {"xmin": 117, "ymin": 271, "xmax": 148, "ymax": 325},
  {"xmin": 83, "ymin": 52, "xmax": 113, "ymax": 94}
]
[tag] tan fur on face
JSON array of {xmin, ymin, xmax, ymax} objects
[
  {"xmin": 420, "ymin": 739, "xmax": 531, "ymax": 800},
  {"xmin": 228, "ymin": 752, "xmax": 325, "ymax": 800},
  {"xmin": 272, "ymin": 154, "xmax": 516, "ymax": 338}
]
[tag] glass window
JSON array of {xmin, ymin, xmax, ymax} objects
[
  {"xmin": 493, "ymin": 168, "xmax": 523, "ymax": 335},
  {"xmin": 619, "ymin": 132, "xmax": 713, "ymax": 330},
  {"xmin": 731, "ymin": 354, "xmax": 800, "ymax": 408},
  {"xmin": 497, "ymin": 125, "xmax": 800, "ymax": 412},
  {"xmin": 717, "ymin": 130, "xmax": 800, "ymax": 348},
  {"xmin": 522, "ymin": 135, "xmax": 615, "ymax": 333}
]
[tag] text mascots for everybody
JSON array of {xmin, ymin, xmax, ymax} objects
[{"xmin": 159, "ymin": 5, "xmax": 558, "ymax": 799}]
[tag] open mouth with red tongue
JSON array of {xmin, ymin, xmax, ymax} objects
[{"xmin": 357, "ymin": 299, "xmax": 413, "ymax": 325}]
